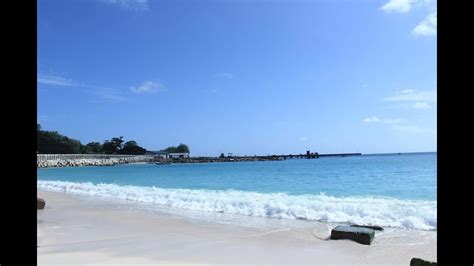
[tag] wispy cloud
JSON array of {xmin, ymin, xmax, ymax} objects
[
  {"xmin": 38, "ymin": 73, "xmax": 128, "ymax": 102},
  {"xmin": 380, "ymin": 0, "xmax": 414, "ymax": 13},
  {"xmin": 380, "ymin": 0, "xmax": 431, "ymax": 13},
  {"xmin": 412, "ymin": 102, "xmax": 431, "ymax": 110},
  {"xmin": 88, "ymin": 86, "xmax": 128, "ymax": 102},
  {"xmin": 363, "ymin": 116, "xmax": 433, "ymax": 134},
  {"xmin": 412, "ymin": 11, "xmax": 437, "ymax": 36},
  {"xmin": 129, "ymin": 81, "xmax": 165, "ymax": 94},
  {"xmin": 214, "ymin": 73, "xmax": 233, "ymax": 79},
  {"xmin": 37, "ymin": 74, "xmax": 76, "ymax": 86},
  {"xmin": 381, "ymin": 0, "xmax": 436, "ymax": 37},
  {"xmin": 383, "ymin": 90, "xmax": 436, "ymax": 111},
  {"xmin": 101, "ymin": 0, "xmax": 148, "ymax": 11},
  {"xmin": 391, "ymin": 124, "xmax": 433, "ymax": 133},
  {"xmin": 363, "ymin": 116, "xmax": 401, "ymax": 124},
  {"xmin": 383, "ymin": 90, "xmax": 437, "ymax": 102}
]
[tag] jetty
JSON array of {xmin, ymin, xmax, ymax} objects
[
  {"xmin": 159, "ymin": 151, "xmax": 362, "ymax": 164},
  {"xmin": 36, "ymin": 151, "xmax": 363, "ymax": 168}
]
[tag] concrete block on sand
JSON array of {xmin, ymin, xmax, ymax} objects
[
  {"xmin": 330, "ymin": 225, "xmax": 375, "ymax": 245},
  {"xmin": 410, "ymin": 257, "xmax": 437, "ymax": 266},
  {"xmin": 37, "ymin": 198, "xmax": 45, "ymax": 210},
  {"xmin": 350, "ymin": 224, "xmax": 384, "ymax": 231}
]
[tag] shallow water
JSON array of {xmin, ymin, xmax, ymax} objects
[{"xmin": 38, "ymin": 152, "xmax": 437, "ymax": 230}]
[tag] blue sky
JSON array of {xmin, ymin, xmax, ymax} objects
[{"xmin": 38, "ymin": 0, "xmax": 437, "ymax": 156}]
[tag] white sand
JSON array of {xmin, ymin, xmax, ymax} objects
[{"xmin": 37, "ymin": 190, "xmax": 436, "ymax": 265}]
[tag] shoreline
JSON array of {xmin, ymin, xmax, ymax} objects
[{"xmin": 37, "ymin": 189, "xmax": 437, "ymax": 265}]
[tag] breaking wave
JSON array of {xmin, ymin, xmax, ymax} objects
[{"xmin": 38, "ymin": 180, "xmax": 437, "ymax": 230}]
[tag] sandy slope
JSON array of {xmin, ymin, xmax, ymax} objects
[{"xmin": 37, "ymin": 190, "xmax": 436, "ymax": 265}]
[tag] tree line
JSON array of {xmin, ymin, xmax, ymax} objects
[
  {"xmin": 163, "ymin": 144, "xmax": 190, "ymax": 153},
  {"xmin": 37, "ymin": 124, "xmax": 147, "ymax": 155}
]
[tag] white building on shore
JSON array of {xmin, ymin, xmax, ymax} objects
[
  {"xmin": 167, "ymin": 152, "xmax": 190, "ymax": 159},
  {"xmin": 146, "ymin": 151, "xmax": 190, "ymax": 159}
]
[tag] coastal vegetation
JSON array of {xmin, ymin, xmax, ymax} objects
[
  {"xmin": 164, "ymin": 143, "xmax": 190, "ymax": 153},
  {"xmin": 37, "ymin": 124, "xmax": 147, "ymax": 155}
]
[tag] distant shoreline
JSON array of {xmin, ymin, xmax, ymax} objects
[{"xmin": 36, "ymin": 152, "xmax": 436, "ymax": 168}]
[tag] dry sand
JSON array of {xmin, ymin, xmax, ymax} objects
[{"xmin": 37, "ymin": 190, "xmax": 436, "ymax": 265}]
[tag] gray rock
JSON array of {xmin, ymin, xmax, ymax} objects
[
  {"xmin": 350, "ymin": 224, "xmax": 384, "ymax": 231},
  {"xmin": 410, "ymin": 257, "xmax": 437, "ymax": 266},
  {"xmin": 330, "ymin": 225, "xmax": 375, "ymax": 245},
  {"xmin": 37, "ymin": 198, "xmax": 45, "ymax": 210}
]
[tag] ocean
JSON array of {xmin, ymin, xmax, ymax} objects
[{"xmin": 37, "ymin": 152, "xmax": 437, "ymax": 230}]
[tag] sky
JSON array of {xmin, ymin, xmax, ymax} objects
[{"xmin": 38, "ymin": 0, "xmax": 437, "ymax": 156}]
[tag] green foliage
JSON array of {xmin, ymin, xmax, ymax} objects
[
  {"xmin": 37, "ymin": 129, "xmax": 83, "ymax": 154},
  {"xmin": 176, "ymin": 143, "xmax": 190, "ymax": 153},
  {"xmin": 165, "ymin": 143, "xmax": 190, "ymax": 153},
  {"xmin": 37, "ymin": 124, "xmax": 147, "ymax": 155},
  {"xmin": 164, "ymin": 146, "xmax": 177, "ymax": 153},
  {"xmin": 220, "ymin": 153, "xmax": 225, "ymax": 158},
  {"xmin": 102, "ymin": 136, "xmax": 124, "ymax": 154},
  {"xmin": 120, "ymin": 141, "xmax": 146, "ymax": 155},
  {"xmin": 83, "ymin": 142, "xmax": 103, "ymax": 154}
]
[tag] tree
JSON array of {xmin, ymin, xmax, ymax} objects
[
  {"xmin": 37, "ymin": 129, "xmax": 83, "ymax": 154},
  {"xmin": 83, "ymin": 142, "xmax": 103, "ymax": 154},
  {"xmin": 102, "ymin": 136, "xmax": 124, "ymax": 154},
  {"xmin": 164, "ymin": 146, "xmax": 177, "ymax": 153},
  {"xmin": 36, "ymin": 127, "xmax": 149, "ymax": 155},
  {"xmin": 164, "ymin": 143, "xmax": 190, "ymax": 153},
  {"xmin": 219, "ymin": 153, "xmax": 225, "ymax": 158},
  {"xmin": 120, "ymin": 141, "xmax": 146, "ymax": 155},
  {"xmin": 176, "ymin": 143, "xmax": 190, "ymax": 153}
]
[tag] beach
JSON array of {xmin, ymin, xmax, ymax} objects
[{"xmin": 37, "ymin": 190, "xmax": 437, "ymax": 265}]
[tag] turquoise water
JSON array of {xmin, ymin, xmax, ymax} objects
[{"xmin": 38, "ymin": 153, "xmax": 437, "ymax": 230}]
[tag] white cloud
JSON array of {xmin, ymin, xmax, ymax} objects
[
  {"xmin": 363, "ymin": 116, "xmax": 381, "ymax": 123},
  {"xmin": 38, "ymin": 72, "xmax": 128, "ymax": 102},
  {"xmin": 101, "ymin": 0, "xmax": 148, "ymax": 10},
  {"xmin": 37, "ymin": 74, "xmax": 75, "ymax": 86},
  {"xmin": 380, "ymin": 0, "xmax": 432, "ymax": 13},
  {"xmin": 363, "ymin": 116, "xmax": 401, "ymax": 124},
  {"xmin": 384, "ymin": 90, "xmax": 436, "ymax": 102},
  {"xmin": 364, "ymin": 116, "xmax": 433, "ymax": 134},
  {"xmin": 391, "ymin": 124, "xmax": 430, "ymax": 133},
  {"xmin": 214, "ymin": 73, "xmax": 233, "ymax": 79},
  {"xmin": 380, "ymin": 0, "xmax": 413, "ymax": 13},
  {"xmin": 398, "ymin": 89, "xmax": 416, "ymax": 94},
  {"xmin": 412, "ymin": 11, "xmax": 437, "ymax": 36},
  {"xmin": 89, "ymin": 86, "xmax": 128, "ymax": 102},
  {"xmin": 130, "ymin": 81, "xmax": 164, "ymax": 94},
  {"xmin": 412, "ymin": 102, "xmax": 431, "ymax": 109}
]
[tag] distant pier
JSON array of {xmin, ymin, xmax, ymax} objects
[
  {"xmin": 166, "ymin": 151, "xmax": 363, "ymax": 163},
  {"xmin": 260, "ymin": 151, "xmax": 362, "ymax": 160},
  {"xmin": 319, "ymin": 153, "xmax": 362, "ymax": 158}
]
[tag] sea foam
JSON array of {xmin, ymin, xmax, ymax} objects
[{"xmin": 38, "ymin": 180, "xmax": 437, "ymax": 230}]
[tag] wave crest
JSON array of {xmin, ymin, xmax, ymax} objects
[{"xmin": 38, "ymin": 180, "xmax": 437, "ymax": 230}]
